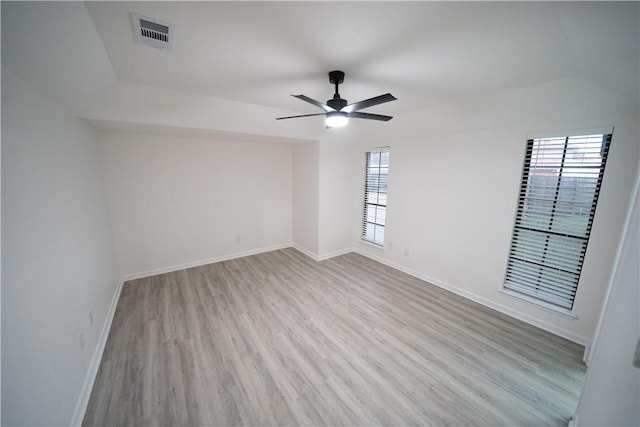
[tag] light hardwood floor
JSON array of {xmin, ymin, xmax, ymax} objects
[{"xmin": 83, "ymin": 248, "xmax": 586, "ymax": 426}]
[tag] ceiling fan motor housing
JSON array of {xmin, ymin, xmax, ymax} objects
[
  {"xmin": 327, "ymin": 70, "xmax": 347, "ymax": 110},
  {"xmin": 327, "ymin": 97, "xmax": 348, "ymax": 111},
  {"xmin": 328, "ymin": 70, "xmax": 345, "ymax": 85},
  {"xmin": 275, "ymin": 69, "xmax": 395, "ymax": 123}
]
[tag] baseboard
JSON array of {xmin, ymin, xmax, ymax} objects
[
  {"xmin": 69, "ymin": 243, "xmax": 591, "ymax": 426},
  {"xmin": 70, "ymin": 277, "xmax": 125, "ymax": 426},
  {"xmin": 292, "ymin": 245, "xmax": 355, "ymax": 262},
  {"xmin": 317, "ymin": 248, "xmax": 354, "ymax": 261},
  {"xmin": 354, "ymin": 248, "xmax": 592, "ymax": 348},
  {"xmin": 122, "ymin": 242, "xmax": 293, "ymax": 281},
  {"xmin": 582, "ymin": 345, "xmax": 591, "ymax": 364},
  {"xmin": 292, "ymin": 244, "xmax": 320, "ymax": 261},
  {"xmin": 568, "ymin": 413, "xmax": 579, "ymax": 427},
  {"xmin": 70, "ymin": 243, "xmax": 293, "ymax": 424}
]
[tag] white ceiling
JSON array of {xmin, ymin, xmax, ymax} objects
[
  {"xmin": 85, "ymin": 1, "xmax": 639, "ymax": 114},
  {"xmin": 2, "ymin": 1, "xmax": 639, "ymax": 141}
]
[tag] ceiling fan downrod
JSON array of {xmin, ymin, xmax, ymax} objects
[
  {"xmin": 328, "ymin": 70, "xmax": 347, "ymax": 110},
  {"xmin": 275, "ymin": 70, "xmax": 396, "ymax": 125}
]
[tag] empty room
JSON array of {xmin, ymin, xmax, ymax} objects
[{"xmin": 2, "ymin": 2, "xmax": 639, "ymax": 426}]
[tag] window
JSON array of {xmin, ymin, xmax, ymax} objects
[
  {"xmin": 362, "ymin": 148, "xmax": 389, "ymax": 246},
  {"xmin": 503, "ymin": 132, "xmax": 612, "ymax": 310}
]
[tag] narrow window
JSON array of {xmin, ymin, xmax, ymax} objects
[
  {"xmin": 362, "ymin": 148, "xmax": 389, "ymax": 246},
  {"xmin": 504, "ymin": 132, "xmax": 612, "ymax": 310}
]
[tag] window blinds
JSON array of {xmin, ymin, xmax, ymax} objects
[
  {"xmin": 362, "ymin": 149, "xmax": 389, "ymax": 246},
  {"xmin": 504, "ymin": 133, "xmax": 611, "ymax": 309}
]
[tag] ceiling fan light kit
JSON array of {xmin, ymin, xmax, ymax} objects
[
  {"xmin": 277, "ymin": 70, "xmax": 396, "ymax": 128},
  {"xmin": 325, "ymin": 112, "xmax": 349, "ymax": 128}
]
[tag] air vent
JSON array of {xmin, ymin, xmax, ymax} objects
[{"xmin": 131, "ymin": 13, "xmax": 174, "ymax": 51}]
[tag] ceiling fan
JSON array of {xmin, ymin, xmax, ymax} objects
[{"xmin": 276, "ymin": 70, "xmax": 397, "ymax": 128}]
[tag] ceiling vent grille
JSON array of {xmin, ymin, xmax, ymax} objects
[{"xmin": 131, "ymin": 13, "xmax": 174, "ymax": 51}]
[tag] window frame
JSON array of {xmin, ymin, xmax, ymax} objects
[
  {"xmin": 361, "ymin": 147, "xmax": 390, "ymax": 247},
  {"xmin": 502, "ymin": 131, "xmax": 612, "ymax": 312}
]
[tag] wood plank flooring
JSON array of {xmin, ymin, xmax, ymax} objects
[{"xmin": 83, "ymin": 248, "xmax": 586, "ymax": 426}]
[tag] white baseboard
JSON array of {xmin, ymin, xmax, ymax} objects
[
  {"xmin": 582, "ymin": 345, "xmax": 591, "ymax": 364},
  {"xmin": 121, "ymin": 242, "xmax": 293, "ymax": 282},
  {"xmin": 70, "ymin": 242, "xmax": 294, "ymax": 425},
  {"xmin": 292, "ymin": 245, "xmax": 354, "ymax": 262},
  {"xmin": 568, "ymin": 413, "xmax": 579, "ymax": 427},
  {"xmin": 354, "ymin": 248, "xmax": 592, "ymax": 348},
  {"xmin": 317, "ymin": 248, "xmax": 354, "ymax": 261},
  {"xmin": 70, "ymin": 242, "xmax": 591, "ymax": 426},
  {"xmin": 70, "ymin": 277, "xmax": 125, "ymax": 426},
  {"xmin": 292, "ymin": 244, "xmax": 320, "ymax": 261}
]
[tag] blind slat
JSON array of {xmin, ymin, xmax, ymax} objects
[
  {"xmin": 362, "ymin": 148, "xmax": 389, "ymax": 246},
  {"xmin": 503, "ymin": 133, "xmax": 611, "ymax": 310}
]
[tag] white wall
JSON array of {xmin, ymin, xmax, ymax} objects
[
  {"xmin": 352, "ymin": 77, "xmax": 639, "ymax": 344},
  {"xmin": 1, "ymin": 68, "xmax": 119, "ymax": 426},
  {"xmin": 293, "ymin": 132, "xmax": 359, "ymax": 260},
  {"xmin": 100, "ymin": 132, "xmax": 293, "ymax": 277},
  {"xmin": 573, "ymin": 171, "xmax": 639, "ymax": 426},
  {"xmin": 82, "ymin": 80, "xmax": 322, "ymax": 144},
  {"xmin": 291, "ymin": 142, "xmax": 320, "ymax": 257},
  {"xmin": 1, "ymin": 1, "xmax": 116, "ymax": 114},
  {"xmin": 318, "ymin": 134, "xmax": 358, "ymax": 258}
]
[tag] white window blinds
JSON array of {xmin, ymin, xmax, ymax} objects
[
  {"xmin": 362, "ymin": 148, "xmax": 389, "ymax": 246},
  {"xmin": 504, "ymin": 133, "xmax": 611, "ymax": 310}
]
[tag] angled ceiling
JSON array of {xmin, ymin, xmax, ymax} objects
[{"xmin": 2, "ymin": 1, "xmax": 639, "ymax": 142}]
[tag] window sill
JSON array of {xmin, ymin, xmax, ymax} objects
[
  {"xmin": 498, "ymin": 288, "xmax": 578, "ymax": 320},
  {"xmin": 360, "ymin": 239, "xmax": 384, "ymax": 249}
]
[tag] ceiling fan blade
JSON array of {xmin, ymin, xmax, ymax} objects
[
  {"xmin": 276, "ymin": 112, "xmax": 327, "ymax": 120},
  {"xmin": 343, "ymin": 93, "xmax": 397, "ymax": 113},
  {"xmin": 292, "ymin": 94, "xmax": 335, "ymax": 112},
  {"xmin": 347, "ymin": 111, "xmax": 394, "ymax": 121}
]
